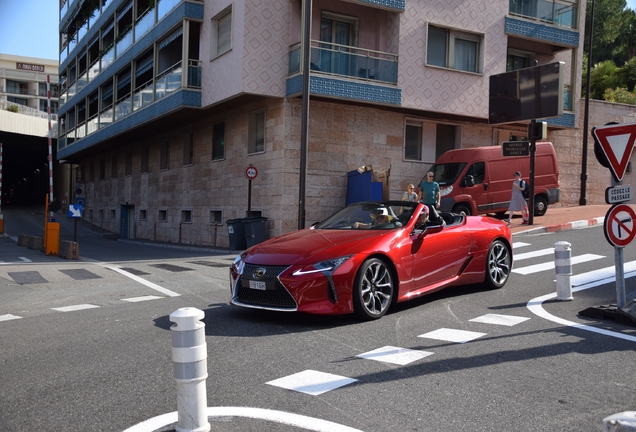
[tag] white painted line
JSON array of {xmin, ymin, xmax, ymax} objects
[
  {"xmin": 266, "ymin": 370, "xmax": 357, "ymax": 396},
  {"xmin": 418, "ymin": 328, "xmax": 486, "ymax": 343},
  {"xmin": 571, "ymin": 261, "xmax": 636, "ymax": 286},
  {"xmin": 356, "ymin": 346, "xmax": 434, "ymax": 365},
  {"xmin": 512, "ymin": 253, "xmax": 605, "ymax": 275},
  {"xmin": 52, "ymin": 304, "xmax": 100, "ymax": 312},
  {"xmin": 527, "ymin": 283, "xmax": 636, "ymax": 343},
  {"xmin": 104, "ymin": 265, "xmax": 181, "ymax": 297},
  {"xmin": 0, "ymin": 314, "xmax": 23, "ymax": 321},
  {"xmin": 19, "ymin": 257, "xmax": 32, "ymax": 262},
  {"xmin": 122, "ymin": 295, "xmax": 163, "ymax": 303},
  {"xmin": 513, "ymin": 247, "xmax": 554, "ymax": 261},
  {"xmin": 512, "ymin": 241, "xmax": 532, "ymax": 249},
  {"xmin": 469, "ymin": 313, "xmax": 530, "ymax": 326},
  {"xmin": 122, "ymin": 407, "xmax": 365, "ymax": 432}
]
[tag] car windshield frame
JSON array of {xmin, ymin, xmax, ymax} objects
[
  {"xmin": 314, "ymin": 201, "xmax": 419, "ymax": 230},
  {"xmin": 423, "ymin": 162, "xmax": 467, "ymax": 186}
]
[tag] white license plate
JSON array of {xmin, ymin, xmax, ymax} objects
[{"xmin": 249, "ymin": 280, "xmax": 266, "ymax": 291}]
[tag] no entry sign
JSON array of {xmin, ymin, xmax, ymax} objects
[{"xmin": 604, "ymin": 204, "xmax": 636, "ymax": 248}]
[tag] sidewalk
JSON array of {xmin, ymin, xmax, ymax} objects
[{"xmin": 507, "ymin": 204, "xmax": 608, "ymax": 235}]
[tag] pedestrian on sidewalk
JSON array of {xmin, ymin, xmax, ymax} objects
[
  {"xmin": 418, "ymin": 172, "xmax": 440, "ymax": 210},
  {"xmin": 402, "ymin": 184, "xmax": 418, "ymax": 202},
  {"xmin": 504, "ymin": 171, "xmax": 526, "ymax": 223}
]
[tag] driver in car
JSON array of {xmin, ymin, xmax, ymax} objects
[{"xmin": 354, "ymin": 208, "xmax": 394, "ymax": 229}]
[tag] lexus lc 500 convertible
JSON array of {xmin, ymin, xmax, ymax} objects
[{"xmin": 230, "ymin": 201, "xmax": 512, "ymax": 320}]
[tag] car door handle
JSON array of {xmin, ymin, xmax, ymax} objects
[{"xmin": 484, "ymin": 183, "xmax": 489, "ymax": 190}]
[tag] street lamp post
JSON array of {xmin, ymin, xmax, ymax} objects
[{"xmin": 580, "ymin": 0, "xmax": 596, "ymax": 206}]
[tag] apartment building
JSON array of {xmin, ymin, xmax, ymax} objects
[
  {"xmin": 0, "ymin": 54, "xmax": 59, "ymax": 116},
  {"xmin": 57, "ymin": 0, "xmax": 593, "ymax": 247}
]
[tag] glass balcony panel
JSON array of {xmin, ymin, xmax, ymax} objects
[
  {"xmin": 60, "ymin": 47, "xmax": 68, "ymax": 63},
  {"xmin": 76, "ymin": 123, "xmax": 86, "ymax": 139},
  {"xmin": 158, "ymin": 0, "xmax": 180, "ymax": 21},
  {"xmin": 135, "ymin": 9, "xmax": 154, "ymax": 41},
  {"xmin": 103, "ymin": 0, "xmax": 113, "ymax": 11},
  {"xmin": 78, "ymin": 21, "xmax": 88, "ymax": 41},
  {"xmin": 133, "ymin": 80, "xmax": 154, "ymax": 110},
  {"xmin": 77, "ymin": 71, "xmax": 87, "ymax": 93},
  {"xmin": 87, "ymin": 115, "xmax": 99, "ymax": 135},
  {"xmin": 563, "ymin": 85, "xmax": 572, "ymax": 111},
  {"xmin": 115, "ymin": 96, "xmax": 131, "ymax": 119},
  {"xmin": 116, "ymin": 30, "xmax": 133, "ymax": 57},
  {"xmin": 187, "ymin": 60, "xmax": 201, "ymax": 88},
  {"xmin": 68, "ymin": 82, "xmax": 77, "ymax": 101},
  {"xmin": 99, "ymin": 107, "xmax": 113, "ymax": 129},
  {"xmin": 59, "ymin": 91, "xmax": 67, "ymax": 108},
  {"xmin": 61, "ymin": 1, "xmax": 68, "ymax": 17},
  {"xmin": 155, "ymin": 76, "xmax": 167, "ymax": 100},
  {"xmin": 101, "ymin": 45, "xmax": 115, "ymax": 71},
  {"xmin": 288, "ymin": 44, "xmax": 300, "ymax": 74},
  {"xmin": 509, "ymin": 0, "xmax": 577, "ymax": 29},
  {"xmin": 58, "ymin": 136, "xmax": 67, "ymax": 150},
  {"xmin": 166, "ymin": 67, "xmax": 182, "ymax": 93},
  {"xmin": 88, "ymin": 60, "xmax": 100, "ymax": 82},
  {"xmin": 67, "ymin": 128, "xmax": 76, "ymax": 141}
]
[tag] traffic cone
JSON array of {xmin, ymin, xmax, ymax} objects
[{"xmin": 522, "ymin": 204, "xmax": 529, "ymax": 224}]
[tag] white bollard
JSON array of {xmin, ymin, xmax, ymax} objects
[
  {"xmin": 603, "ymin": 411, "xmax": 636, "ymax": 432},
  {"xmin": 169, "ymin": 307, "xmax": 211, "ymax": 432},
  {"xmin": 554, "ymin": 241, "xmax": 573, "ymax": 301}
]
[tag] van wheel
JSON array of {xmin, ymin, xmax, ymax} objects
[
  {"xmin": 453, "ymin": 204, "xmax": 471, "ymax": 216},
  {"xmin": 533, "ymin": 196, "xmax": 548, "ymax": 216}
]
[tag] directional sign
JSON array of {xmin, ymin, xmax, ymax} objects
[
  {"xmin": 502, "ymin": 141, "xmax": 529, "ymax": 156},
  {"xmin": 68, "ymin": 204, "xmax": 83, "ymax": 218},
  {"xmin": 592, "ymin": 122, "xmax": 636, "ymax": 181},
  {"xmin": 604, "ymin": 203, "xmax": 636, "ymax": 248}
]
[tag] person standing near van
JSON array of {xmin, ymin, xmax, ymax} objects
[
  {"xmin": 402, "ymin": 184, "xmax": 418, "ymax": 202},
  {"xmin": 418, "ymin": 172, "xmax": 440, "ymax": 209},
  {"xmin": 504, "ymin": 171, "xmax": 526, "ymax": 223}
]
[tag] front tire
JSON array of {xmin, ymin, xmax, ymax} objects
[
  {"xmin": 452, "ymin": 204, "xmax": 472, "ymax": 216},
  {"xmin": 353, "ymin": 258, "xmax": 394, "ymax": 320},
  {"xmin": 485, "ymin": 240, "xmax": 511, "ymax": 289}
]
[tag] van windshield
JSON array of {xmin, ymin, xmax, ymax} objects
[{"xmin": 426, "ymin": 163, "xmax": 467, "ymax": 186}]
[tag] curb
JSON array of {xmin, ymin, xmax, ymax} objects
[{"xmin": 513, "ymin": 216, "xmax": 605, "ymax": 236}]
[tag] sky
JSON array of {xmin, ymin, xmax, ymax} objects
[{"xmin": 0, "ymin": 0, "xmax": 636, "ymax": 61}]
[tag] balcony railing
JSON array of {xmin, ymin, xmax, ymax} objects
[
  {"xmin": 115, "ymin": 94, "xmax": 132, "ymax": 120},
  {"xmin": 158, "ymin": 0, "xmax": 181, "ymax": 21},
  {"xmin": 289, "ymin": 40, "xmax": 398, "ymax": 85},
  {"xmin": 77, "ymin": 71, "xmax": 88, "ymax": 93},
  {"xmin": 135, "ymin": 8, "xmax": 154, "ymax": 42},
  {"xmin": 509, "ymin": 0, "xmax": 577, "ymax": 29},
  {"xmin": 133, "ymin": 79, "xmax": 154, "ymax": 111},
  {"xmin": 88, "ymin": 59, "xmax": 100, "ymax": 83},
  {"xmin": 187, "ymin": 59, "xmax": 201, "ymax": 88},
  {"xmin": 116, "ymin": 29, "xmax": 133, "ymax": 58},
  {"xmin": 87, "ymin": 113, "xmax": 99, "ymax": 135},
  {"xmin": 99, "ymin": 105, "xmax": 114, "ymax": 129},
  {"xmin": 156, "ymin": 62, "xmax": 182, "ymax": 100},
  {"xmin": 101, "ymin": 45, "xmax": 116, "ymax": 72}
]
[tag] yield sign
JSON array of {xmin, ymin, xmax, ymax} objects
[{"xmin": 592, "ymin": 122, "xmax": 636, "ymax": 181}]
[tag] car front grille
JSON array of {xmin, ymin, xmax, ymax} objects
[{"xmin": 234, "ymin": 264, "xmax": 297, "ymax": 309}]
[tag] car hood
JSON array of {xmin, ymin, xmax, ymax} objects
[{"xmin": 243, "ymin": 228, "xmax": 388, "ymax": 265}]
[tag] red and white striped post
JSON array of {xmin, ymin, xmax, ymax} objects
[
  {"xmin": 47, "ymin": 75, "xmax": 54, "ymax": 221},
  {"xmin": 0, "ymin": 142, "xmax": 3, "ymax": 233}
]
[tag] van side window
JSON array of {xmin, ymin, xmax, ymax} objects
[{"xmin": 467, "ymin": 162, "xmax": 485, "ymax": 184}]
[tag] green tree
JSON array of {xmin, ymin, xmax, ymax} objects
[
  {"xmin": 603, "ymin": 87, "xmax": 636, "ymax": 103},
  {"xmin": 585, "ymin": 0, "xmax": 628, "ymax": 60},
  {"xmin": 589, "ymin": 60, "xmax": 622, "ymax": 99}
]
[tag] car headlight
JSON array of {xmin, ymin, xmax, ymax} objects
[
  {"xmin": 292, "ymin": 256, "xmax": 352, "ymax": 276},
  {"xmin": 440, "ymin": 186, "xmax": 453, "ymax": 197},
  {"xmin": 231, "ymin": 254, "xmax": 245, "ymax": 274}
]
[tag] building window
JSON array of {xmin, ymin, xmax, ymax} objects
[
  {"xmin": 160, "ymin": 140, "xmax": 170, "ymax": 170},
  {"xmin": 211, "ymin": 6, "xmax": 232, "ymax": 59},
  {"xmin": 181, "ymin": 210, "xmax": 192, "ymax": 223},
  {"xmin": 139, "ymin": 209, "xmax": 147, "ymax": 220},
  {"xmin": 248, "ymin": 109, "xmax": 265, "ymax": 154},
  {"xmin": 427, "ymin": 25, "xmax": 482, "ymax": 73},
  {"xmin": 99, "ymin": 159, "xmax": 105, "ymax": 180},
  {"xmin": 141, "ymin": 146, "xmax": 149, "ymax": 173},
  {"xmin": 158, "ymin": 209, "xmax": 167, "ymax": 221},
  {"xmin": 209, "ymin": 210, "xmax": 222, "ymax": 224},
  {"xmin": 125, "ymin": 151, "xmax": 132, "ymax": 176},
  {"xmin": 212, "ymin": 122, "xmax": 225, "ymax": 160},
  {"xmin": 404, "ymin": 120, "xmax": 459, "ymax": 162},
  {"xmin": 404, "ymin": 120, "xmax": 422, "ymax": 161},
  {"xmin": 507, "ymin": 49, "xmax": 534, "ymax": 72},
  {"xmin": 99, "ymin": 209, "xmax": 104, "ymax": 219},
  {"xmin": 6, "ymin": 80, "xmax": 28, "ymax": 95},
  {"xmin": 183, "ymin": 133, "xmax": 194, "ymax": 166},
  {"xmin": 110, "ymin": 209, "xmax": 116, "ymax": 219}
]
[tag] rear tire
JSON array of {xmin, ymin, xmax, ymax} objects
[
  {"xmin": 484, "ymin": 240, "xmax": 511, "ymax": 289},
  {"xmin": 353, "ymin": 258, "xmax": 394, "ymax": 320},
  {"xmin": 452, "ymin": 204, "xmax": 472, "ymax": 216}
]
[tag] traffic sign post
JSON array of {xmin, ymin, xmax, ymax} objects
[
  {"xmin": 245, "ymin": 166, "xmax": 257, "ymax": 216},
  {"xmin": 603, "ymin": 203, "xmax": 636, "ymax": 308}
]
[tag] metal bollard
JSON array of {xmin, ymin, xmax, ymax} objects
[
  {"xmin": 603, "ymin": 411, "xmax": 636, "ymax": 431},
  {"xmin": 169, "ymin": 308, "xmax": 210, "ymax": 432},
  {"xmin": 554, "ymin": 241, "xmax": 573, "ymax": 301}
]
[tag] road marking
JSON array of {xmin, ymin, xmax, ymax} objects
[
  {"xmin": 266, "ymin": 370, "xmax": 357, "ymax": 396},
  {"xmin": 512, "ymin": 253, "xmax": 605, "ymax": 275},
  {"xmin": 469, "ymin": 313, "xmax": 530, "ymax": 326},
  {"xmin": 418, "ymin": 328, "xmax": 486, "ymax": 343},
  {"xmin": 512, "ymin": 241, "xmax": 531, "ymax": 249},
  {"xmin": 571, "ymin": 260, "xmax": 636, "ymax": 286},
  {"xmin": 513, "ymin": 247, "xmax": 554, "ymax": 261},
  {"xmin": 104, "ymin": 265, "xmax": 181, "ymax": 297},
  {"xmin": 0, "ymin": 314, "xmax": 22, "ymax": 321},
  {"xmin": 122, "ymin": 295, "xmax": 163, "ymax": 302},
  {"xmin": 19, "ymin": 257, "xmax": 32, "ymax": 262},
  {"xmin": 356, "ymin": 346, "xmax": 434, "ymax": 365},
  {"xmin": 51, "ymin": 304, "xmax": 100, "ymax": 312},
  {"xmin": 122, "ymin": 407, "xmax": 365, "ymax": 432}
]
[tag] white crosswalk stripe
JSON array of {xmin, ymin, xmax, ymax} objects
[{"xmin": 512, "ymin": 253, "xmax": 605, "ymax": 275}]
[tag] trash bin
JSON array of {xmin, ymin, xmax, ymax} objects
[
  {"xmin": 243, "ymin": 217, "xmax": 268, "ymax": 248},
  {"xmin": 226, "ymin": 218, "xmax": 247, "ymax": 250}
]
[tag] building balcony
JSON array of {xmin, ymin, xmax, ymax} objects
[{"xmin": 287, "ymin": 40, "xmax": 401, "ymax": 105}]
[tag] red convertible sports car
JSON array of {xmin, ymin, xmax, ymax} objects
[{"xmin": 230, "ymin": 201, "xmax": 512, "ymax": 320}]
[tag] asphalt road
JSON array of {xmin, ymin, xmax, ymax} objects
[{"xmin": 0, "ymin": 206, "xmax": 635, "ymax": 431}]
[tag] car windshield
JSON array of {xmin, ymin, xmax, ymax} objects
[
  {"xmin": 424, "ymin": 162, "xmax": 467, "ymax": 186},
  {"xmin": 315, "ymin": 201, "xmax": 418, "ymax": 230}
]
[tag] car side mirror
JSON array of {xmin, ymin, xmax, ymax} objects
[{"xmin": 463, "ymin": 175, "xmax": 475, "ymax": 187}]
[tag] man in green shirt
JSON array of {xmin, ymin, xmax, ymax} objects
[{"xmin": 418, "ymin": 171, "xmax": 440, "ymax": 209}]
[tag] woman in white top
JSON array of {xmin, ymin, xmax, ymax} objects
[{"xmin": 402, "ymin": 184, "xmax": 418, "ymax": 202}]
